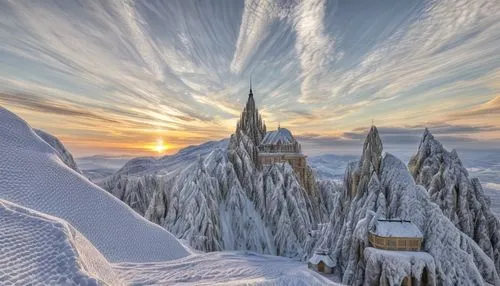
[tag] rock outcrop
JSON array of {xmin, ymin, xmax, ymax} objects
[
  {"xmin": 409, "ymin": 129, "xmax": 500, "ymax": 274},
  {"xmin": 309, "ymin": 126, "xmax": 500, "ymax": 285}
]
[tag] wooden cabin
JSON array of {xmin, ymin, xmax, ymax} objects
[
  {"xmin": 368, "ymin": 219, "xmax": 423, "ymax": 251},
  {"xmin": 308, "ymin": 250, "xmax": 334, "ymax": 274}
]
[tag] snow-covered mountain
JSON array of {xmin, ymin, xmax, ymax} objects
[
  {"xmin": 76, "ymin": 154, "xmax": 133, "ymax": 182},
  {"xmin": 308, "ymin": 154, "xmax": 358, "ymax": 181},
  {"xmin": 308, "ymin": 126, "xmax": 500, "ymax": 285},
  {"xmin": 0, "ymin": 106, "xmax": 189, "ymax": 262},
  {"xmin": 408, "ymin": 129, "xmax": 500, "ymax": 274},
  {"xmin": 102, "ymin": 91, "xmax": 338, "ymax": 258}
]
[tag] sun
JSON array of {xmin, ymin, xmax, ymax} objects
[{"xmin": 153, "ymin": 139, "xmax": 168, "ymax": 153}]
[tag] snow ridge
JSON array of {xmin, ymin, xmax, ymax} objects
[
  {"xmin": 408, "ymin": 128, "xmax": 500, "ymax": 274},
  {"xmin": 0, "ymin": 199, "xmax": 121, "ymax": 285},
  {"xmin": 34, "ymin": 129, "xmax": 82, "ymax": 174},
  {"xmin": 0, "ymin": 106, "xmax": 189, "ymax": 263}
]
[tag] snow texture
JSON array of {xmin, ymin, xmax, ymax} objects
[
  {"xmin": 0, "ymin": 199, "xmax": 122, "ymax": 285},
  {"xmin": 364, "ymin": 247, "xmax": 436, "ymax": 286},
  {"xmin": 115, "ymin": 251, "xmax": 340, "ymax": 285},
  {"xmin": 34, "ymin": 128, "xmax": 82, "ymax": 174},
  {"xmin": 0, "ymin": 198, "xmax": 340, "ymax": 286},
  {"xmin": 308, "ymin": 126, "xmax": 500, "ymax": 285},
  {"xmin": 409, "ymin": 129, "xmax": 500, "ymax": 274},
  {"xmin": 373, "ymin": 220, "xmax": 423, "ymax": 238},
  {"xmin": 309, "ymin": 253, "xmax": 335, "ymax": 267},
  {"xmin": 0, "ymin": 106, "xmax": 189, "ymax": 262}
]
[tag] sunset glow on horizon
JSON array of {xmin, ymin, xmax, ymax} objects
[{"xmin": 0, "ymin": 0, "xmax": 499, "ymax": 157}]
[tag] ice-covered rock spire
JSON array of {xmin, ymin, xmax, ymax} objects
[
  {"xmin": 360, "ymin": 125, "xmax": 383, "ymax": 174},
  {"xmin": 235, "ymin": 81, "xmax": 266, "ymax": 148},
  {"xmin": 308, "ymin": 125, "xmax": 500, "ymax": 285},
  {"xmin": 409, "ymin": 128, "xmax": 500, "ymax": 273},
  {"xmin": 346, "ymin": 125, "xmax": 383, "ymax": 199}
]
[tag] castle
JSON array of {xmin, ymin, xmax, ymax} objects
[{"xmin": 234, "ymin": 81, "xmax": 307, "ymax": 186}]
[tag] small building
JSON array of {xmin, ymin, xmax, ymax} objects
[
  {"xmin": 308, "ymin": 250, "xmax": 334, "ymax": 274},
  {"xmin": 368, "ymin": 219, "xmax": 423, "ymax": 251},
  {"xmin": 257, "ymin": 127, "xmax": 307, "ymax": 185}
]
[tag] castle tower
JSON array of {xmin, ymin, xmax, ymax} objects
[{"xmin": 235, "ymin": 79, "xmax": 266, "ymax": 147}]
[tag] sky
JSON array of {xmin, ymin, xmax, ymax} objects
[{"xmin": 0, "ymin": 0, "xmax": 499, "ymax": 157}]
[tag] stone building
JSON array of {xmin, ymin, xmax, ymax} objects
[
  {"xmin": 233, "ymin": 80, "xmax": 307, "ymax": 187},
  {"xmin": 257, "ymin": 127, "xmax": 307, "ymax": 186}
]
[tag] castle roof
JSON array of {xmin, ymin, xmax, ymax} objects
[
  {"xmin": 260, "ymin": 128, "xmax": 295, "ymax": 145},
  {"xmin": 372, "ymin": 219, "xmax": 423, "ymax": 238}
]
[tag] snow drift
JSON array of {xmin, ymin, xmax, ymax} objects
[
  {"xmin": 34, "ymin": 128, "xmax": 82, "ymax": 174},
  {"xmin": 0, "ymin": 199, "xmax": 122, "ymax": 285},
  {"xmin": 0, "ymin": 106, "xmax": 188, "ymax": 262}
]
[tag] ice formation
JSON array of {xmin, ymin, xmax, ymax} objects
[
  {"xmin": 0, "ymin": 106, "xmax": 189, "ymax": 262},
  {"xmin": 309, "ymin": 126, "xmax": 500, "ymax": 285},
  {"xmin": 409, "ymin": 129, "xmax": 500, "ymax": 273},
  {"xmin": 364, "ymin": 248, "xmax": 435, "ymax": 285}
]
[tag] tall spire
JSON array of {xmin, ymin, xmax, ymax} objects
[{"xmin": 249, "ymin": 76, "xmax": 253, "ymax": 97}]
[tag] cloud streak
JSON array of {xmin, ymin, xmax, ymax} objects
[{"xmin": 0, "ymin": 0, "xmax": 498, "ymax": 156}]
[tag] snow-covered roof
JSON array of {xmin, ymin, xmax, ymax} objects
[
  {"xmin": 308, "ymin": 253, "xmax": 335, "ymax": 267},
  {"xmin": 260, "ymin": 128, "xmax": 295, "ymax": 145},
  {"xmin": 372, "ymin": 219, "xmax": 423, "ymax": 238}
]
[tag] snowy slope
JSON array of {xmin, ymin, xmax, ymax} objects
[
  {"xmin": 34, "ymin": 128, "xmax": 82, "ymax": 174},
  {"xmin": 0, "ymin": 199, "xmax": 122, "ymax": 285},
  {"xmin": 111, "ymin": 139, "xmax": 229, "ymax": 178},
  {"xmin": 309, "ymin": 150, "xmax": 500, "ymax": 218},
  {"xmin": 0, "ymin": 106, "xmax": 188, "ymax": 262},
  {"xmin": 76, "ymin": 155, "xmax": 132, "ymax": 182},
  {"xmin": 1, "ymin": 198, "xmax": 340, "ymax": 286},
  {"xmin": 114, "ymin": 251, "xmax": 338, "ymax": 285}
]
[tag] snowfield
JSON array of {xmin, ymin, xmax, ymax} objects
[
  {"xmin": 0, "ymin": 106, "xmax": 188, "ymax": 262},
  {"xmin": 0, "ymin": 199, "xmax": 122, "ymax": 285},
  {"xmin": 115, "ymin": 252, "xmax": 337, "ymax": 285},
  {"xmin": 0, "ymin": 199, "xmax": 339, "ymax": 286}
]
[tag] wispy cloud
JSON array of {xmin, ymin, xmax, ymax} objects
[{"xmin": 0, "ymin": 0, "xmax": 499, "ymax": 156}]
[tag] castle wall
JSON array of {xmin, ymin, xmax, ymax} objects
[{"xmin": 258, "ymin": 154, "xmax": 307, "ymax": 186}]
